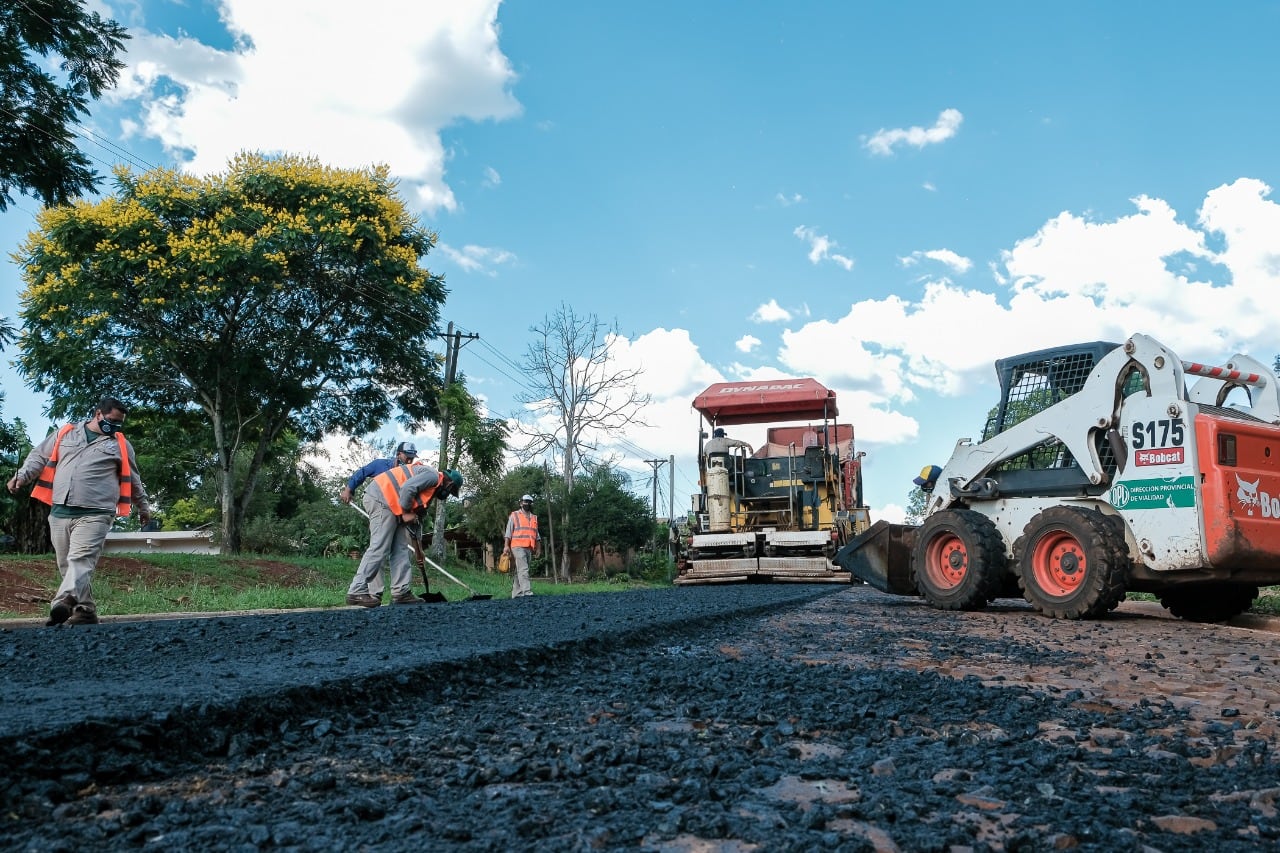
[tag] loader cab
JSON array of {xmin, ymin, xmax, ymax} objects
[{"xmin": 981, "ymin": 341, "xmax": 1123, "ymax": 497}]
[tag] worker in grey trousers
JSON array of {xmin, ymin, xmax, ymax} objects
[{"xmin": 346, "ymin": 463, "xmax": 463, "ymax": 606}]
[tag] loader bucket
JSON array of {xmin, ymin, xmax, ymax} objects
[{"xmin": 833, "ymin": 520, "xmax": 918, "ymax": 596}]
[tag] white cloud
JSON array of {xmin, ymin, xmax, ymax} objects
[
  {"xmin": 510, "ymin": 180, "xmax": 1280, "ymax": 521},
  {"xmin": 436, "ymin": 242, "xmax": 516, "ymax": 275},
  {"xmin": 776, "ymin": 192, "xmax": 803, "ymax": 206},
  {"xmin": 873, "ymin": 501, "xmax": 908, "ymax": 524},
  {"xmin": 735, "ymin": 335, "xmax": 762, "ymax": 353},
  {"xmin": 111, "ymin": 0, "xmax": 520, "ymax": 214},
  {"xmin": 793, "ymin": 225, "xmax": 854, "ymax": 271},
  {"xmin": 770, "ymin": 179, "xmax": 1280, "ymax": 455},
  {"xmin": 750, "ymin": 300, "xmax": 791, "ymax": 323},
  {"xmin": 555, "ymin": 328, "xmax": 722, "ymax": 480},
  {"xmin": 900, "ymin": 249, "xmax": 973, "ymax": 274},
  {"xmin": 482, "ymin": 165, "xmax": 501, "ymax": 188},
  {"xmin": 864, "ymin": 108, "xmax": 963, "ymax": 157}
]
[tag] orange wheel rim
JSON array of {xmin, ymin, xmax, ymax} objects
[
  {"xmin": 1031, "ymin": 530, "xmax": 1085, "ymax": 596},
  {"xmin": 924, "ymin": 532, "xmax": 968, "ymax": 590}
]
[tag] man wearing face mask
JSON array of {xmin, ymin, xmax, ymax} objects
[
  {"xmin": 503, "ymin": 495, "xmax": 542, "ymax": 598},
  {"xmin": 7, "ymin": 397, "xmax": 152, "ymax": 626}
]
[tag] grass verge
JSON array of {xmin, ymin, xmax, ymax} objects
[{"xmin": 0, "ymin": 552, "xmax": 669, "ymax": 620}]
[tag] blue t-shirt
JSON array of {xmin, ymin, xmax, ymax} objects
[{"xmin": 346, "ymin": 458, "xmax": 398, "ymax": 492}]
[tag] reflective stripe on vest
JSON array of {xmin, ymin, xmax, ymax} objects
[
  {"xmin": 115, "ymin": 432, "xmax": 133, "ymax": 515},
  {"xmin": 372, "ymin": 464, "xmax": 441, "ymax": 515},
  {"xmin": 31, "ymin": 424, "xmax": 134, "ymax": 516},
  {"xmin": 508, "ymin": 510, "xmax": 538, "ymax": 548},
  {"xmin": 29, "ymin": 424, "xmax": 74, "ymax": 506}
]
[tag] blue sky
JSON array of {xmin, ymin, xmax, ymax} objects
[{"xmin": 5, "ymin": 1, "xmax": 1280, "ymax": 521}]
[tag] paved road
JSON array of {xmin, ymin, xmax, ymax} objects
[{"xmin": 4, "ymin": 585, "xmax": 1280, "ymax": 851}]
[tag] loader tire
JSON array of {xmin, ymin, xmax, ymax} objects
[
  {"xmin": 1158, "ymin": 583, "xmax": 1258, "ymax": 623},
  {"xmin": 1015, "ymin": 506, "xmax": 1130, "ymax": 619},
  {"xmin": 911, "ymin": 509, "xmax": 1007, "ymax": 611}
]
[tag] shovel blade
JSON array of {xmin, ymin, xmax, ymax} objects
[{"xmin": 418, "ymin": 591, "xmax": 447, "ymax": 603}]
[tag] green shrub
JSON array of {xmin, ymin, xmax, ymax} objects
[
  {"xmin": 240, "ymin": 515, "xmax": 299, "ymax": 554},
  {"xmin": 628, "ymin": 551, "xmax": 675, "ymax": 582}
]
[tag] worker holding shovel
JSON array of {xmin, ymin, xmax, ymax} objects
[
  {"xmin": 346, "ymin": 460, "xmax": 463, "ymax": 607},
  {"xmin": 340, "ymin": 441, "xmax": 420, "ymax": 601}
]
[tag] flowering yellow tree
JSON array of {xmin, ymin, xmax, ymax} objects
[{"xmin": 13, "ymin": 153, "xmax": 447, "ymax": 552}]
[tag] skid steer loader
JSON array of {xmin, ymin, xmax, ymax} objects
[{"xmin": 836, "ymin": 333, "xmax": 1280, "ymax": 621}]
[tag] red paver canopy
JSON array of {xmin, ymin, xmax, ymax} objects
[{"xmin": 692, "ymin": 378, "xmax": 838, "ymax": 425}]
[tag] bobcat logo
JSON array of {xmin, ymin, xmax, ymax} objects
[{"xmin": 1237, "ymin": 474, "xmax": 1261, "ymax": 516}]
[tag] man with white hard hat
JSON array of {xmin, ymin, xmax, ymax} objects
[{"xmin": 503, "ymin": 494, "xmax": 542, "ymax": 598}]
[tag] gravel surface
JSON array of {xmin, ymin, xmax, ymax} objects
[{"xmin": 3, "ymin": 585, "xmax": 1279, "ymax": 851}]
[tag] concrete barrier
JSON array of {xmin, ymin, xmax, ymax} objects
[{"xmin": 104, "ymin": 530, "xmax": 218, "ymax": 555}]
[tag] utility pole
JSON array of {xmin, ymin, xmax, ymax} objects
[
  {"xmin": 668, "ymin": 454, "xmax": 675, "ymax": 520},
  {"xmin": 430, "ymin": 322, "xmax": 479, "ymax": 560},
  {"xmin": 644, "ymin": 458, "xmax": 667, "ymax": 556},
  {"xmin": 668, "ymin": 453, "xmax": 675, "ymax": 562}
]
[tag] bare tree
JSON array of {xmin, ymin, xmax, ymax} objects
[{"xmin": 515, "ymin": 304, "xmax": 650, "ymax": 578}]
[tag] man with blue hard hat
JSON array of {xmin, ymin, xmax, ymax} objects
[
  {"xmin": 913, "ymin": 464, "xmax": 943, "ymax": 493},
  {"xmin": 345, "ymin": 445, "xmax": 463, "ymax": 607},
  {"xmin": 340, "ymin": 441, "xmax": 420, "ymax": 602}
]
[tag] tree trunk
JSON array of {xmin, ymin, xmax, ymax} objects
[
  {"xmin": 558, "ymin": 506, "xmax": 571, "ymax": 583},
  {"xmin": 13, "ymin": 496, "xmax": 50, "ymax": 554},
  {"xmin": 220, "ymin": 465, "xmax": 239, "ymax": 553},
  {"xmin": 212, "ymin": 409, "xmax": 238, "ymax": 553},
  {"xmin": 211, "ymin": 400, "xmax": 283, "ymax": 554}
]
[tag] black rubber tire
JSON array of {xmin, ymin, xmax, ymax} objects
[
  {"xmin": 1014, "ymin": 506, "xmax": 1131, "ymax": 619},
  {"xmin": 1159, "ymin": 583, "xmax": 1259, "ymax": 623},
  {"xmin": 910, "ymin": 509, "xmax": 1007, "ymax": 611}
]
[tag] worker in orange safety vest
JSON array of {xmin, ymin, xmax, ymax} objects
[
  {"xmin": 346, "ymin": 462, "xmax": 463, "ymax": 607},
  {"xmin": 7, "ymin": 397, "xmax": 152, "ymax": 626},
  {"xmin": 503, "ymin": 494, "xmax": 542, "ymax": 598}
]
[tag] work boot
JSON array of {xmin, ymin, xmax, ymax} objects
[
  {"xmin": 345, "ymin": 593, "xmax": 381, "ymax": 608},
  {"xmin": 391, "ymin": 591, "xmax": 425, "ymax": 605},
  {"xmin": 47, "ymin": 594, "xmax": 77, "ymax": 626},
  {"xmin": 66, "ymin": 604, "xmax": 99, "ymax": 625}
]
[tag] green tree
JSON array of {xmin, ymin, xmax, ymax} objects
[
  {"xmin": 0, "ymin": 323, "xmax": 50, "ymax": 553},
  {"xmin": 0, "ymin": 414, "xmax": 41, "ymax": 551},
  {"xmin": 441, "ymin": 379, "xmax": 508, "ymax": 481},
  {"xmin": 237, "ymin": 435, "xmax": 358, "ymax": 555},
  {"xmin": 0, "ymin": 1, "xmax": 129, "ymax": 210},
  {"xmin": 463, "ymin": 464, "xmax": 546, "ymax": 556},
  {"xmin": 564, "ymin": 465, "xmax": 654, "ymax": 574},
  {"xmin": 162, "ymin": 497, "xmax": 217, "ymax": 531},
  {"xmin": 125, "ymin": 407, "xmax": 216, "ymax": 518},
  {"xmin": 903, "ymin": 486, "xmax": 928, "ymax": 525},
  {"xmin": 13, "ymin": 153, "xmax": 448, "ymax": 552},
  {"xmin": 460, "ymin": 463, "xmax": 653, "ymax": 578}
]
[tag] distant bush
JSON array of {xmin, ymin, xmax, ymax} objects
[
  {"xmin": 240, "ymin": 515, "xmax": 298, "ymax": 555},
  {"xmin": 627, "ymin": 551, "xmax": 675, "ymax": 583}
]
